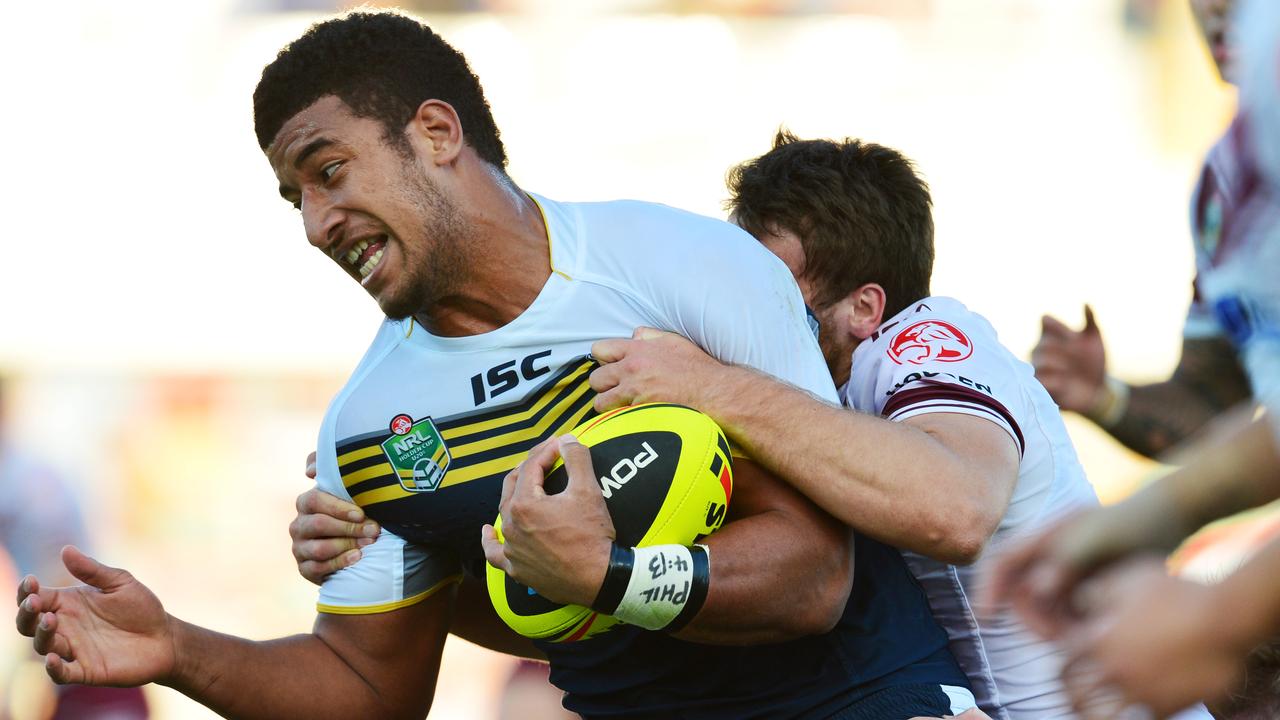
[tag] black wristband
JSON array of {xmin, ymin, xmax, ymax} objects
[
  {"xmin": 665, "ymin": 544, "xmax": 710, "ymax": 633},
  {"xmin": 591, "ymin": 543, "xmax": 634, "ymax": 614}
]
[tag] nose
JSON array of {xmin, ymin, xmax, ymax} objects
[{"xmin": 301, "ymin": 189, "xmax": 345, "ymax": 254}]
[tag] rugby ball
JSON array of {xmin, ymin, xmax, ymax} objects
[{"xmin": 487, "ymin": 403, "xmax": 734, "ymax": 642}]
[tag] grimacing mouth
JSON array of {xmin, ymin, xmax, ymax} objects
[{"xmin": 337, "ymin": 234, "xmax": 389, "ymax": 281}]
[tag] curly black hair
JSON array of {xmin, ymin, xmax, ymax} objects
[
  {"xmin": 727, "ymin": 130, "xmax": 933, "ymax": 320},
  {"xmin": 253, "ymin": 11, "xmax": 506, "ymax": 167}
]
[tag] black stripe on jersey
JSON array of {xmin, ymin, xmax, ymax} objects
[
  {"xmin": 438, "ymin": 357, "xmax": 597, "ymax": 430},
  {"xmin": 341, "ymin": 453, "xmax": 389, "ymax": 476},
  {"xmin": 440, "ymin": 361, "xmax": 597, "ymax": 446},
  {"xmin": 451, "ymin": 390, "xmax": 597, "ymax": 469},
  {"xmin": 335, "ymin": 356, "xmax": 600, "ymax": 497},
  {"xmin": 332, "ymin": 357, "xmax": 595, "ymax": 458}
]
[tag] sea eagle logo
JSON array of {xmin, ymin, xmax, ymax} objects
[{"xmin": 887, "ymin": 320, "xmax": 973, "ymax": 366}]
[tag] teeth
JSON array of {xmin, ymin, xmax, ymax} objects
[
  {"xmin": 344, "ymin": 238, "xmax": 370, "ymax": 265},
  {"xmin": 358, "ymin": 247, "xmax": 384, "ymax": 279}
]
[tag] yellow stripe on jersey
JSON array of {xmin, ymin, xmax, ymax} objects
[
  {"xmin": 315, "ymin": 573, "xmax": 463, "ymax": 615},
  {"xmin": 337, "ymin": 357, "xmax": 598, "ymax": 507},
  {"xmin": 337, "ymin": 445, "xmax": 383, "ymax": 467},
  {"xmin": 437, "ymin": 361, "xmax": 592, "ymax": 442}
]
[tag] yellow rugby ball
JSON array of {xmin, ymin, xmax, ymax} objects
[{"xmin": 487, "ymin": 403, "xmax": 733, "ymax": 643}]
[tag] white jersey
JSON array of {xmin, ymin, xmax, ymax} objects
[
  {"xmin": 1234, "ymin": 0, "xmax": 1280, "ymax": 432},
  {"xmin": 842, "ymin": 297, "xmax": 1098, "ymax": 719},
  {"xmin": 313, "ymin": 194, "xmax": 838, "ymax": 614},
  {"xmin": 1184, "ymin": 114, "xmax": 1280, "ymax": 429}
]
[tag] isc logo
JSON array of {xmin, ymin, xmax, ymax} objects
[{"xmin": 598, "ymin": 442, "xmax": 658, "ymax": 499}]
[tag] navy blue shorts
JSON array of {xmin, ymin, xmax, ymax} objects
[{"xmin": 827, "ymin": 683, "xmax": 959, "ymax": 720}]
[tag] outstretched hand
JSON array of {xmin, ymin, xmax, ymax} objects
[
  {"xmin": 481, "ymin": 434, "xmax": 614, "ymax": 607},
  {"xmin": 590, "ymin": 327, "xmax": 723, "ymax": 412},
  {"xmin": 15, "ymin": 546, "xmax": 176, "ymax": 687},
  {"xmin": 1031, "ymin": 306, "xmax": 1107, "ymax": 415}
]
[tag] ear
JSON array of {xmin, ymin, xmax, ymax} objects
[
  {"xmin": 847, "ymin": 283, "xmax": 886, "ymax": 340},
  {"xmin": 406, "ymin": 100, "xmax": 464, "ymax": 166}
]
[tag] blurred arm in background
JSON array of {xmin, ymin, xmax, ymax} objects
[{"xmin": 1032, "ymin": 307, "xmax": 1251, "ymax": 458}]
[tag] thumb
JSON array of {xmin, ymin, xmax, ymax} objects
[
  {"xmin": 481, "ymin": 524, "xmax": 510, "ymax": 572},
  {"xmin": 1082, "ymin": 304, "xmax": 1099, "ymax": 335},
  {"xmin": 632, "ymin": 326, "xmax": 666, "ymax": 340},
  {"xmin": 61, "ymin": 546, "xmax": 129, "ymax": 591},
  {"xmin": 558, "ymin": 434, "xmax": 599, "ymax": 496}
]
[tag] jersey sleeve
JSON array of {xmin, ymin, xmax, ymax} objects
[
  {"xmin": 871, "ymin": 310, "xmax": 1027, "ymax": 457},
  {"xmin": 312, "ymin": 396, "xmax": 462, "ymax": 615},
  {"xmin": 609, "ymin": 208, "xmax": 839, "ymax": 404}
]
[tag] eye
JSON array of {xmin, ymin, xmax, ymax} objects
[{"xmin": 321, "ymin": 161, "xmax": 343, "ymax": 182}]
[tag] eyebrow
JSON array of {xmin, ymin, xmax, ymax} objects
[
  {"xmin": 293, "ymin": 137, "xmax": 335, "ymax": 170},
  {"xmin": 276, "ymin": 136, "xmax": 336, "ymax": 202}
]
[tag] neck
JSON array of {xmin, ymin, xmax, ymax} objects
[{"xmin": 414, "ymin": 166, "xmax": 551, "ymax": 336}]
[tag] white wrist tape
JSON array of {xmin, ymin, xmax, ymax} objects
[{"xmin": 612, "ymin": 544, "xmax": 699, "ymax": 631}]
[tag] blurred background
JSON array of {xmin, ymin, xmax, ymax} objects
[{"xmin": 0, "ymin": 0, "xmax": 1241, "ymax": 716}]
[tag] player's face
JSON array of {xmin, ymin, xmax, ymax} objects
[
  {"xmin": 1191, "ymin": 0, "xmax": 1236, "ymax": 81},
  {"xmin": 267, "ymin": 96, "xmax": 467, "ymax": 320},
  {"xmin": 750, "ymin": 226, "xmax": 859, "ymax": 386}
]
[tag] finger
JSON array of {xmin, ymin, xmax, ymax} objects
[
  {"xmin": 295, "ymin": 536, "xmax": 374, "ymax": 563},
  {"xmin": 1083, "ymin": 304, "xmax": 1099, "ymax": 334},
  {"xmin": 45, "ymin": 653, "xmax": 83, "ymax": 685},
  {"xmin": 305, "ymin": 450, "xmax": 318, "ymax": 479},
  {"xmin": 61, "ymin": 547, "xmax": 129, "ymax": 592},
  {"xmin": 16, "ymin": 575, "xmax": 39, "ymax": 607},
  {"xmin": 295, "ymin": 513, "xmax": 379, "ymax": 545},
  {"xmin": 299, "ymin": 550, "xmax": 362, "ymax": 585},
  {"xmin": 481, "ymin": 524, "xmax": 510, "ymax": 572},
  {"xmin": 588, "ymin": 363, "xmax": 621, "ymax": 394},
  {"xmin": 593, "ymin": 387, "xmax": 630, "ymax": 413},
  {"xmin": 591, "ymin": 338, "xmax": 631, "ymax": 364},
  {"xmin": 632, "ymin": 326, "xmax": 667, "ymax": 340},
  {"xmin": 558, "ymin": 434, "xmax": 599, "ymax": 497},
  {"xmin": 1030, "ymin": 356, "xmax": 1074, "ymax": 378},
  {"xmin": 33, "ymin": 612, "xmax": 65, "ymax": 657},
  {"xmin": 16, "ymin": 591, "xmax": 44, "ymax": 637},
  {"xmin": 515, "ymin": 438, "xmax": 564, "ymax": 498},
  {"xmin": 299, "ymin": 488, "xmax": 366, "ymax": 524},
  {"xmin": 498, "ymin": 466, "xmax": 520, "ymax": 512},
  {"xmin": 1040, "ymin": 314, "xmax": 1074, "ymax": 336}
]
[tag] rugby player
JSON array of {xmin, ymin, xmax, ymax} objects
[
  {"xmin": 570, "ymin": 135, "xmax": 1116, "ymax": 719},
  {"xmin": 14, "ymin": 11, "xmax": 978, "ymax": 719},
  {"xmin": 293, "ymin": 134, "xmax": 1162, "ymax": 717}
]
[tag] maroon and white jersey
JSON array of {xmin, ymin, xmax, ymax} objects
[
  {"xmin": 1231, "ymin": 0, "xmax": 1280, "ymax": 431},
  {"xmin": 1185, "ymin": 115, "xmax": 1280, "ymax": 435},
  {"xmin": 842, "ymin": 297, "xmax": 1099, "ymax": 719}
]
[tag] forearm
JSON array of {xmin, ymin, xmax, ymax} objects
[
  {"xmin": 164, "ymin": 620, "xmax": 421, "ymax": 720},
  {"xmin": 696, "ymin": 365, "xmax": 1000, "ymax": 563},
  {"xmin": 670, "ymin": 508, "xmax": 854, "ymax": 645},
  {"xmin": 1078, "ymin": 409, "xmax": 1280, "ymax": 560},
  {"xmin": 1104, "ymin": 381, "xmax": 1235, "ymax": 458},
  {"xmin": 1164, "ymin": 408, "xmax": 1280, "ymax": 532},
  {"xmin": 1102, "ymin": 338, "xmax": 1251, "ymax": 458}
]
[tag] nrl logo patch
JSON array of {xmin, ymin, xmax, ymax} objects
[{"xmin": 381, "ymin": 415, "xmax": 451, "ymax": 493}]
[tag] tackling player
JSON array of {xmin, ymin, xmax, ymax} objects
[
  {"xmin": 14, "ymin": 11, "xmax": 978, "ymax": 719},
  {"xmin": 577, "ymin": 134, "xmax": 1115, "ymax": 719}
]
